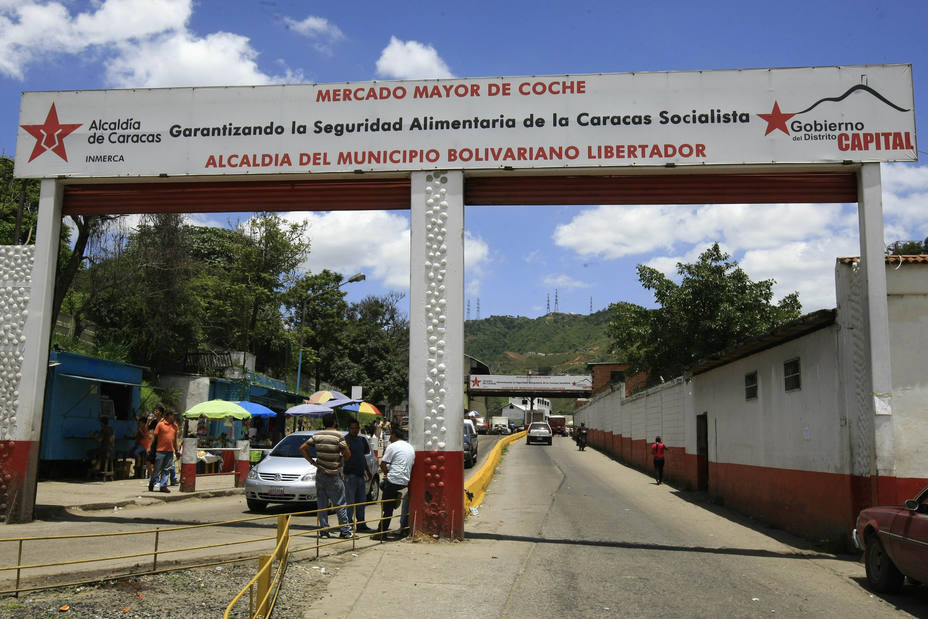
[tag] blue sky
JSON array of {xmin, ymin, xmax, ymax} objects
[{"xmin": 2, "ymin": 0, "xmax": 927, "ymax": 319}]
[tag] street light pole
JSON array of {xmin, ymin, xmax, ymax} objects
[{"xmin": 295, "ymin": 272, "xmax": 365, "ymax": 395}]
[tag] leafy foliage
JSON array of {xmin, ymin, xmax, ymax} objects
[
  {"xmin": 887, "ymin": 239, "xmax": 927, "ymax": 255},
  {"xmin": 336, "ymin": 293, "xmax": 409, "ymax": 406},
  {"xmin": 607, "ymin": 243, "xmax": 801, "ymax": 382},
  {"xmin": 464, "ymin": 309, "xmax": 615, "ymax": 374}
]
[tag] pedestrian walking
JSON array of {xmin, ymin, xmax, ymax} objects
[
  {"xmin": 651, "ymin": 436, "xmax": 666, "ymax": 485},
  {"xmin": 299, "ymin": 413, "xmax": 352, "ymax": 538},
  {"xmin": 343, "ymin": 419, "xmax": 373, "ymax": 532},
  {"xmin": 373, "ymin": 425, "xmax": 415, "ymax": 540},
  {"xmin": 149, "ymin": 410, "xmax": 179, "ymax": 493}
]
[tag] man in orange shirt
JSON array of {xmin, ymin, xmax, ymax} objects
[{"xmin": 149, "ymin": 410, "xmax": 180, "ymax": 493}]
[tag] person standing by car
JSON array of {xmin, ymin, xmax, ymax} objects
[
  {"xmin": 374, "ymin": 426, "xmax": 415, "ymax": 540},
  {"xmin": 651, "ymin": 436, "xmax": 666, "ymax": 485},
  {"xmin": 299, "ymin": 413, "xmax": 352, "ymax": 539},
  {"xmin": 343, "ymin": 419, "xmax": 373, "ymax": 533}
]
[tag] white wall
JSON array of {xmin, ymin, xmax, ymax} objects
[
  {"xmin": 885, "ymin": 262, "xmax": 928, "ymax": 480},
  {"xmin": 693, "ymin": 327, "xmax": 848, "ymax": 473},
  {"xmin": 575, "ymin": 378, "xmax": 685, "ymax": 444}
]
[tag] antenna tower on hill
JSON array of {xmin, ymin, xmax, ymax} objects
[
  {"xmin": 554, "ymin": 289, "xmax": 559, "ymax": 313},
  {"xmin": 590, "ymin": 297, "xmax": 593, "ymax": 314},
  {"xmin": 546, "ymin": 294, "xmax": 550, "ymax": 314},
  {"xmin": 466, "ymin": 299, "xmax": 471, "ymax": 321},
  {"xmin": 476, "ymin": 298, "xmax": 481, "ymax": 320}
]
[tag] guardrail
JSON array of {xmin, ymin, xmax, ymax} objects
[{"xmin": 0, "ymin": 497, "xmax": 394, "ymax": 600}]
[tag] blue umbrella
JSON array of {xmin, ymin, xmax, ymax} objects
[{"xmin": 235, "ymin": 401, "xmax": 277, "ymax": 418}]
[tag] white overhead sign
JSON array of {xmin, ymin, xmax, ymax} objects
[
  {"xmin": 15, "ymin": 64, "xmax": 916, "ymax": 179},
  {"xmin": 468, "ymin": 375, "xmax": 592, "ymax": 393}
]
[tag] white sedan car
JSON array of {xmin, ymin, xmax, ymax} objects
[
  {"xmin": 526, "ymin": 422, "xmax": 553, "ymax": 445},
  {"xmin": 244, "ymin": 430, "xmax": 378, "ymax": 512}
]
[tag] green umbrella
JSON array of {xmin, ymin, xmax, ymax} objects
[{"xmin": 183, "ymin": 399, "xmax": 252, "ymax": 420}]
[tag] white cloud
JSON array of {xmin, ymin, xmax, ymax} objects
[
  {"xmin": 375, "ymin": 36, "xmax": 453, "ymax": 80},
  {"xmin": 543, "ymin": 274, "xmax": 590, "ymax": 289},
  {"xmin": 106, "ymin": 31, "xmax": 292, "ymax": 88},
  {"xmin": 0, "ymin": 0, "xmax": 301, "ymax": 87},
  {"xmin": 283, "ymin": 15, "xmax": 343, "ymax": 55},
  {"xmin": 276, "ymin": 211, "xmax": 491, "ymax": 294},
  {"xmin": 0, "ymin": 0, "xmax": 191, "ymax": 79}
]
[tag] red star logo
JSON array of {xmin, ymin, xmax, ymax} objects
[
  {"xmin": 21, "ymin": 103, "xmax": 82, "ymax": 162},
  {"xmin": 757, "ymin": 101, "xmax": 796, "ymax": 136},
  {"xmin": 471, "ymin": 377, "xmax": 481, "ymax": 387}
]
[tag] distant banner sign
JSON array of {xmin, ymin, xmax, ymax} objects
[
  {"xmin": 468, "ymin": 375, "xmax": 592, "ymax": 393},
  {"xmin": 15, "ymin": 64, "xmax": 915, "ymax": 179}
]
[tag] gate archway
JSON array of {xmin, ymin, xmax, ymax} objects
[{"xmin": 4, "ymin": 66, "xmax": 915, "ymax": 534}]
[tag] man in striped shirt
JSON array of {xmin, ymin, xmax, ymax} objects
[{"xmin": 300, "ymin": 413, "xmax": 352, "ymax": 538}]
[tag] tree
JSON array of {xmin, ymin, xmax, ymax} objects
[
  {"xmin": 284, "ymin": 270, "xmax": 352, "ymax": 394},
  {"xmin": 335, "ymin": 293, "xmax": 409, "ymax": 406},
  {"xmin": 607, "ymin": 243, "xmax": 802, "ymax": 383},
  {"xmin": 887, "ymin": 239, "xmax": 927, "ymax": 255},
  {"xmin": 83, "ymin": 213, "xmax": 202, "ymax": 373}
]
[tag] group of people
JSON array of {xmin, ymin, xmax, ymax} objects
[
  {"xmin": 299, "ymin": 412, "xmax": 414, "ymax": 540},
  {"xmin": 132, "ymin": 405, "xmax": 181, "ymax": 493}
]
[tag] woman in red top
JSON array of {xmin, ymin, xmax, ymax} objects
[{"xmin": 651, "ymin": 436, "xmax": 666, "ymax": 485}]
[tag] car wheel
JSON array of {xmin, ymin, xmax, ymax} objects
[
  {"xmin": 246, "ymin": 498, "xmax": 267, "ymax": 513},
  {"xmin": 865, "ymin": 536, "xmax": 905, "ymax": 593},
  {"xmin": 366, "ymin": 475, "xmax": 380, "ymax": 502}
]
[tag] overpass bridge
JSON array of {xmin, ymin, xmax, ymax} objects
[{"xmin": 467, "ymin": 374, "xmax": 592, "ymax": 399}]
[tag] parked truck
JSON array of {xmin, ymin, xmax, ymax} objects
[
  {"xmin": 490, "ymin": 416, "xmax": 510, "ymax": 434},
  {"xmin": 547, "ymin": 415, "xmax": 567, "ymax": 436}
]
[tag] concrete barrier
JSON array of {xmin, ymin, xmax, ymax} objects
[{"xmin": 463, "ymin": 431, "xmax": 526, "ymax": 513}]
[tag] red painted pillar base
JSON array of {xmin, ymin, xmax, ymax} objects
[
  {"xmin": 408, "ymin": 450, "xmax": 464, "ymax": 539},
  {"xmin": 0, "ymin": 440, "xmax": 40, "ymax": 523},
  {"xmin": 234, "ymin": 440, "xmax": 250, "ymax": 488},
  {"xmin": 180, "ymin": 438, "xmax": 197, "ymax": 493}
]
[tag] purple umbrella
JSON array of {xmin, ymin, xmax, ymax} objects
[{"xmin": 285, "ymin": 403, "xmax": 334, "ymax": 417}]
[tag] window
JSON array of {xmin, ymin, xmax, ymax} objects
[
  {"xmin": 784, "ymin": 358, "xmax": 801, "ymax": 391},
  {"xmin": 744, "ymin": 371, "xmax": 758, "ymax": 400}
]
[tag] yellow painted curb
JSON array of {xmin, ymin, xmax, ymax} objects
[{"xmin": 463, "ymin": 431, "xmax": 526, "ymax": 514}]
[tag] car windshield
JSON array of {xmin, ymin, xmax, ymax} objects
[
  {"xmin": 529, "ymin": 423, "xmax": 548, "ymax": 431},
  {"xmin": 270, "ymin": 434, "xmax": 314, "ymax": 458}
]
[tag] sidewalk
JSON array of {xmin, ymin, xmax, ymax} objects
[{"xmin": 33, "ymin": 474, "xmax": 243, "ymax": 519}]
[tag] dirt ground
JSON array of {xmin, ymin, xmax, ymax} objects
[{"xmin": 0, "ymin": 555, "xmax": 337, "ymax": 618}]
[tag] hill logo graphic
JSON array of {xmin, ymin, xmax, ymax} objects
[
  {"xmin": 757, "ymin": 84, "xmax": 911, "ymax": 139},
  {"xmin": 21, "ymin": 103, "xmax": 82, "ymax": 162}
]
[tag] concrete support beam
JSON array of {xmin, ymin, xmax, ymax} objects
[
  {"xmin": 5, "ymin": 180, "xmax": 61, "ymax": 523},
  {"xmin": 857, "ymin": 163, "xmax": 895, "ymax": 502},
  {"xmin": 407, "ymin": 170, "xmax": 465, "ymax": 539}
]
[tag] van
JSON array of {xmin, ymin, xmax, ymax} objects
[{"xmin": 463, "ymin": 419, "xmax": 478, "ymax": 467}]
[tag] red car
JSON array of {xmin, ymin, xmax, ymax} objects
[{"xmin": 853, "ymin": 484, "xmax": 928, "ymax": 593}]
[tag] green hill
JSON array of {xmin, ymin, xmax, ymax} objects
[{"xmin": 464, "ymin": 309, "xmax": 616, "ymax": 375}]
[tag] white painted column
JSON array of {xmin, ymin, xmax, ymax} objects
[
  {"xmin": 7, "ymin": 179, "xmax": 62, "ymax": 522},
  {"xmin": 857, "ymin": 163, "xmax": 895, "ymax": 499},
  {"xmin": 408, "ymin": 170, "xmax": 465, "ymax": 537}
]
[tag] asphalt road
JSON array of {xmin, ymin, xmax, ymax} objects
[{"xmin": 465, "ymin": 435, "xmax": 928, "ymax": 618}]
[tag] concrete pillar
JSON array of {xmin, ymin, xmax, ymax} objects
[
  {"xmin": 407, "ymin": 170, "xmax": 465, "ymax": 539},
  {"xmin": 1, "ymin": 180, "xmax": 61, "ymax": 523},
  {"xmin": 180, "ymin": 437, "xmax": 197, "ymax": 492},
  {"xmin": 857, "ymin": 163, "xmax": 896, "ymax": 504}
]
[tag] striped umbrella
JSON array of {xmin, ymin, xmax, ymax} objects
[{"xmin": 338, "ymin": 401, "xmax": 383, "ymax": 416}]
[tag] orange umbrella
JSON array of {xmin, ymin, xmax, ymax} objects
[{"xmin": 307, "ymin": 390, "xmax": 350, "ymax": 404}]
